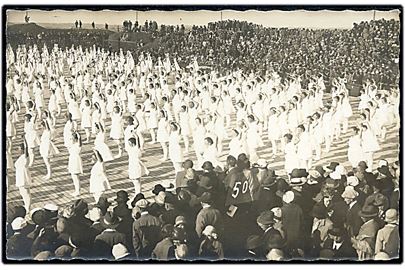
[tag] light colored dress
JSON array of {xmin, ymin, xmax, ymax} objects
[
  {"xmin": 229, "ymin": 137, "xmax": 242, "ymax": 159},
  {"xmin": 193, "ymin": 125, "xmax": 206, "ymax": 156},
  {"xmin": 81, "ymin": 105, "xmax": 92, "ymax": 129},
  {"xmin": 63, "ymin": 120, "xmax": 75, "ymax": 148},
  {"xmin": 348, "ymin": 135, "xmax": 365, "ymax": 168},
  {"xmin": 15, "ymin": 155, "xmax": 32, "ymax": 188},
  {"xmin": 284, "ymin": 142, "xmax": 299, "ymax": 174},
  {"xmin": 361, "ymin": 129, "xmax": 380, "ymax": 153},
  {"xmin": 68, "ymin": 143, "xmax": 83, "ymax": 174},
  {"xmin": 89, "ymin": 161, "xmax": 111, "ymax": 193},
  {"xmin": 94, "ymin": 132, "xmax": 114, "ymax": 162},
  {"xmin": 110, "ymin": 112, "xmax": 123, "ymax": 140},
  {"xmin": 169, "ymin": 131, "xmax": 184, "ymax": 163},
  {"xmin": 128, "ymin": 146, "xmax": 143, "ymax": 179},
  {"xmin": 157, "ymin": 118, "xmax": 170, "ymax": 143},
  {"xmin": 39, "ymin": 130, "xmax": 59, "ymax": 158},
  {"xmin": 147, "ymin": 109, "xmax": 159, "ymax": 129}
]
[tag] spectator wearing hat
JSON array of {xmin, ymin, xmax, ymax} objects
[
  {"xmin": 88, "ymin": 207, "xmax": 104, "ymax": 235},
  {"xmin": 54, "ymin": 244, "xmax": 73, "ymax": 259},
  {"xmin": 257, "ymin": 170, "xmax": 281, "ymax": 213},
  {"xmin": 149, "ymin": 191, "xmax": 167, "ymax": 218},
  {"xmin": 175, "ymin": 160, "xmax": 199, "ymax": 189},
  {"xmin": 173, "ymin": 216, "xmax": 199, "ymax": 257},
  {"xmin": 244, "ymin": 235, "xmax": 265, "ymax": 260},
  {"xmin": 96, "ymin": 196, "xmax": 111, "ymax": 216},
  {"xmin": 356, "ymin": 161, "xmax": 375, "ymax": 185},
  {"xmin": 309, "ymin": 203, "xmax": 333, "ymax": 257},
  {"xmin": 68, "ymin": 199, "xmax": 92, "ymax": 238},
  {"xmin": 69, "ymin": 233, "xmax": 93, "ymax": 259},
  {"xmin": 198, "ymin": 225, "xmax": 224, "ymax": 260},
  {"xmin": 281, "ymin": 191, "xmax": 304, "ymax": 251},
  {"xmin": 94, "ymin": 211, "xmax": 128, "ymax": 259},
  {"xmin": 112, "ymin": 243, "xmax": 132, "ymax": 260},
  {"xmin": 160, "ymin": 193, "xmax": 183, "ymax": 225},
  {"xmin": 289, "ymin": 169, "xmax": 313, "ymax": 253},
  {"xmin": 257, "ymin": 210, "xmax": 284, "ymax": 252},
  {"xmin": 6, "ymin": 205, "xmax": 31, "ymax": 240},
  {"xmin": 152, "ymin": 224, "xmax": 176, "ymax": 260},
  {"xmin": 6, "ymin": 217, "xmax": 33, "ymax": 259},
  {"xmin": 352, "ymin": 205, "xmax": 383, "ymax": 260},
  {"xmin": 341, "ymin": 186, "xmax": 363, "ymax": 238},
  {"xmin": 322, "ymin": 226, "xmax": 357, "ymax": 259},
  {"xmin": 374, "ymin": 160, "xmax": 395, "ymax": 199},
  {"xmin": 223, "ymin": 155, "xmax": 239, "ymax": 191},
  {"xmin": 195, "ymin": 192, "xmax": 223, "ymax": 238},
  {"xmin": 266, "ymin": 248, "xmax": 284, "ymax": 261},
  {"xmin": 374, "ymin": 209, "xmax": 399, "ymax": 259},
  {"xmin": 132, "ymin": 199, "xmax": 162, "ymax": 259}
]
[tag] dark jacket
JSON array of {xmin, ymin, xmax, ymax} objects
[
  {"xmin": 132, "ymin": 212, "xmax": 162, "ymax": 259},
  {"xmin": 195, "ymin": 206, "xmax": 223, "ymax": 238},
  {"xmin": 152, "ymin": 238, "xmax": 176, "ymax": 260},
  {"xmin": 323, "ymin": 237, "xmax": 357, "ymax": 259},
  {"xmin": 94, "ymin": 229, "xmax": 128, "ymax": 259},
  {"xmin": 6, "ymin": 233, "xmax": 33, "ymax": 259},
  {"xmin": 345, "ymin": 201, "xmax": 363, "ymax": 237},
  {"xmin": 281, "ymin": 202, "xmax": 304, "ymax": 250}
]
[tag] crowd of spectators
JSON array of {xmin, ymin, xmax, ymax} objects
[
  {"xmin": 6, "ymin": 158, "xmax": 400, "ymax": 261},
  {"xmin": 7, "ymin": 18, "xmax": 400, "ymax": 89}
]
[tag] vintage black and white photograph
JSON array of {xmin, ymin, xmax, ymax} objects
[{"xmin": 2, "ymin": 5, "xmax": 402, "ymax": 263}]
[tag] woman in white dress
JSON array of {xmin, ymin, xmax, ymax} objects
[
  {"xmin": 94, "ymin": 122, "xmax": 114, "ymax": 162},
  {"xmin": 157, "ymin": 110, "xmax": 170, "ymax": 161},
  {"xmin": 374, "ymin": 97, "xmax": 391, "ymax": 140},
  {"xmin": 24, "ymin": 113, "xmax": 40, "ymax": 167},
  {"xmin": 213, "ymin": 112, "xmax": 227, "ymax": 155},
  {"xmin": 34, "ymin": 81, "xmax": 44, "ymax": 118},
  {"xmin": 15, "ymin": 140, "xmax": 32, "ymax": 212},
  {"xmin": 358, "ymin": 88, "xmax": 370, "ymax": 111},
  {"xmin": 283, "ymin": 133, "xmax": 299, "ymax": 174},
  {"xmin": 179, "ymin": 106, "xmax": 191, "ymax": 153},
  {"xmin": 91, "ymin": 102, "xmax": 102, "ymax": 136},
  {"xmin": 48, "ymin": 89, "xmax": 57, "ymax": 126},
  {"xmin": 89, "ymin": 149, "xmax": 111, "ymax": 203},
  {"xmin": 332, "ymin": 96, "xmax": 343, "ymax": 141},
  {"xmin": 322, "ymin": 105, "xmax": 334, "ymax": 153},
  {"xmin": 311, "ymin": 112, "xmax": 324, "ymax": 161},
  {"xmin": 110, "ymin": 105, "xmax": 124, "ymax": 158},
  {"xmin": 135, "ymin": 104, "xmax": 147, "ymax": 136},
  {"xmin": 168, "ymin": 122, "xmax": 184, "ymax": 173},
  {"xmin": 296, "ymin": 124, "xmax": 313, "ymax": 170},
  {"xmin": 68, "ymin": 92, "xmax": 81, "ymax": 122},
  {"xmin": 246, "ymin": 115, "xmax": 263, "ymax": 163},
  {"xmin": 39, "ymin": 120, "xmax": 59, "ymax": 179},
  {"xmin": 146, "ymin": 102, "xmax": 159, "ymax": 144},
  {"xmin": 81, "ymin": 99, "xmax": 92, "ymax": 143},
  {"xmin": 193, "ymin": 117, "xmax": 206, "ymax": 166},
  {"xmin": 55, "ymin": 81, "xmax": 64, "ymax": 116},
  {"xmin": 228, "ymin": 128, "xmax": 243, "ymax": 159},
  {"xmin": 202, "ymin": 137, "xmax": 222, "ymax": 169},
  {"xmin": 127, "ymin": 137, "xmax": 149, "ymax": 195},
  {"xmin": 267, "ymin": 107, "xmax": 281, "ymax": 157},
  {"xmin": 6, "ymin": 102, "xmax": 16, "ymax": 153},
  {"xmin": 347, "ymin": 126, "xmax": 365, "ymax": 169},
  {"xmin": 340, "ymin": 93, "xmax": 352, "ymax": 133},
  {"xmin": 68, "ymin": 131, "xmax": 83, "ymax": 197},
  {"xmin": 222, "ymin": 90, "xmax": 234, "ymax": 128},
  {"xmin": 361, "ymin": 123, "xmax": 381, "ymax": 172},
  {"xmin": 63, "ymin": 112, "xmax": 77, "ymax": 149},
  {"xmin": 127, "ymin": 88, "xmax": 137, "ymax": 113}
]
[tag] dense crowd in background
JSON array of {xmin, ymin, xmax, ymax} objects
[
  {"xmin": 4, "ymin": 17, "xmax": 400, "ymax": 262},
  {"xmin": 7, "ymin": 18, "xmax": 400, "ymax": 89}
]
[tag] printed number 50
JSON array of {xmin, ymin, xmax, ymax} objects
[{"xmin": 231, "ymin": 181, "xmax": 249, "ymax": 198}]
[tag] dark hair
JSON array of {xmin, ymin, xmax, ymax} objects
[{"xmin": 205, "ymin": 137, "xmax": 214, "ymax": 145}]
